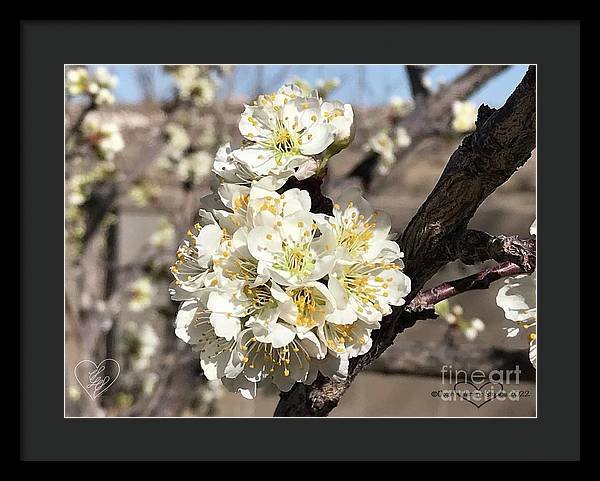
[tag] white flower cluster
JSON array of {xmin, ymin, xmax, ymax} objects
[
  {"xmin": 66, "ymin": 66, "xmax": 119, "ymax": 105},
  {"xmin": 172, "ymin": 85, "xmax": 410, "ymax": 398},
  {"xmin": 451, "ymin": 100, "xmax": 478, "ymax": 133},
  {"xmin": 166, "ymin": 65, "xmax": 217, "ymax": 107},
  {"xmin": 82, "ymin": 117, "xmax": 125, "ymax": 160},
  {"xmin": 496, "ymin": 220, "xmax": 537, "ymax": 368}
]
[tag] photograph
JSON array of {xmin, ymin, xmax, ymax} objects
[{"xmin": 63, "ymin": 63, "xmax": 537, "ymax": 418}]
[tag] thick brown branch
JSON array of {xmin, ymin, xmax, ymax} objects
[
  {"xmin": 406, "ymin": 65, "xmax": 431, "ymax": 106},
  {"xmin": 444, "ymin": 230, "xmax": 536, "ymax": 272},
  {"xmin": 274, "ymin": 65, "xmax": 536, "ymax": 417}
]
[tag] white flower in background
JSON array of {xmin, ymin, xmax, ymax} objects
[
  {"xmin": 176, "ymin": 151, "xmax": 214, "ymax": 183},
  {"xmin": 66, "ymin": 67, "xmax": 91, "ymax": 96},
  {"xmin": 435, "ymin": 301, "xmax": 485, "ymax": 341},
  {"xmin": 496, "ymin": 219, "xmax": 537, "ymax": 368},
  {"xmin": 67, "ymin": 174, "xmax": 88, "ymax": 206},
  {"xmin": 367, "ymin": 131, "xmax": 395, "ymax": 164},
  {"xmin": 394, "ymin": 127, "xmax": 411, "ymax": 149},
  {"xmin": 389, "ymin": 96, "xmax": 414, "ymax": 118},
  {"xmin": 123, "ymin": 321, "xmax": 160, "ymax": 370},
  {"xmin": 94, "ymin": 66, "xmax": 118, "ymax": 90},
  {"xmin": 164, "ymin": 123, "xmax": 191, "ymax": 154},
  {"xmin": 67, "ymin": 385, "xmax": 81, "ymax": 402},
  {"xmin": 150, "ymin": 218, "xmax": 176, "ymax": 249},
  {"xmin": 90, "ymin": 67, "xmax": 119, "ymax": 105},
  {"xmin": 294, "ymin": 77, "xmax": 340, "ymax": 99},
  {"xmin": 452, "ymin": 100, "xmax": 478, "ymax": 133},
  {"xmin": 127, "ymin": 276, "xmax": 156, "ymax": 312},
  {"xmin": 171, "ymin": 87, "xmax": 411, "ymax": 398},
  {"xmin": 66, "ymin": 66, "xmax": 118, "ymax": 105},
  {"xmin": 315, "ymin": 77, "xmax": 341, "ymax": 96},
  {"xmin": 93, "ymin": 88, "xmax": 115, "ymax": 106},
  {"xmin": 143, "ymin": 372, "xmax": 160, "ymax": 395},
  {"xmin": 82, "ymin": 118, "xmax": 125, "ymax": 160},
  {"xmin": 67, "ymin": 161, "xmax": 116, "ymax": 214},
  {"xmin": 128, "ymin": 181, "xmax": 161, "ymax": 208}
]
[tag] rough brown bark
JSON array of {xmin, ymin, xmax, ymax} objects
[{"xmin": 274, "ymin": 65, "xmax": 536, "ymax": 417}]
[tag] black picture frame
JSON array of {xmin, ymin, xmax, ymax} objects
[{"xmin": 21, "ymin": 20, "xmax": 580, "ymax": 461}]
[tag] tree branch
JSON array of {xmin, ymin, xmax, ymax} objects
[
  {"xmin": 369, "ymin": 340, "xmax": 536, "ymax": 382},
  {"xmin": 409, "ymin": 261, "xmax": 529, "ymax": 310},
  {"xmin": 349, "ymin": 65, "xmax": 509, "ymax": 190},
  {"xmin": 443, "ymin": 230, "xmax": 536, "ymax": 272},
  {"xmin": 406, "ymin": 65, "xmax": 431, "ymax": 106},
  {"xmin": 274, "ymin": 65, "xmax": 536, "ymax": 417}
]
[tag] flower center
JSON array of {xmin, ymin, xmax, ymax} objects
[
  {"xmin": 277, "ymin": 241, "xmax": 315, "ymax": 279},
  {"xmin": 273, "ymin": 127, "xmax": 297, "ymax": 153},
  {"xmin": 339, "ymin": 263, "xmax": 399, "ymax": 313},
  {"xmin": 240, "ymin": 335, "xmax": 309, "ymax": 377},
  {"xmin": 334, "ymin": 210, "xmax": 377, "ymax": 256},
  {"xmin": 323, "ymin": 323, "xmax": 366, "ymax": 353},
  {"xmin": 243, "ymin": 283, "xmax": 273, "ymax": 313},
  {"xmin": 289, "ymin": 286, "xmax": 327, "ymax": 328}
]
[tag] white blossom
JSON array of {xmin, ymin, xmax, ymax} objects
[
  {"xmin": 496, "ymin": 219, "xmax": 537, "ymax": 368},
  {"xmin": 66, "ymin": 67, "xmax": 91, "ymax": 96},
  {"xmin": 452, "ymin": 100, "xmax": 478, "ymax": 133},
  {"xmin": 82, "ymin": 118, "xmax": 124, "ymax": 160},
  {"xmin": 389, "ymin": 96, "xmax": 414, "ymax": 118},
  {"xmin": 127, "ymin": 276, "xmax": 156, "ymax": 312},
  {"xmin": 150, "ymin": 218, "xmax": 176, "ymax": 249},
  {"xmin": 230, "ymin": 84, "xmax": 353, "ymax": 184},
  {"xmin": 395, "ymin": 127, "xmax": 411, "ymax": 148},
  {"xmin": 436, "ymin": 300, "xmax": 486, "ymax": 341},
  {"xmin": 66, "ymin": 66, "xmax": 118, "ymax": 105},
  {"xmin": 367, "ymin": 131, "xmax": 396, "ymax": 168},
  {"xmin": 176, "ymin": 151, "xmax": 214, "ymax": 183},
  {"xmin": 124, "ymin": 321, "xmax": 160, "ymax": 370}
]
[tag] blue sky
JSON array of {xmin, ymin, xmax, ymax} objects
[{"xmin": 87, "ymin": 65, "xmax": 529, "ymax": 108}]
